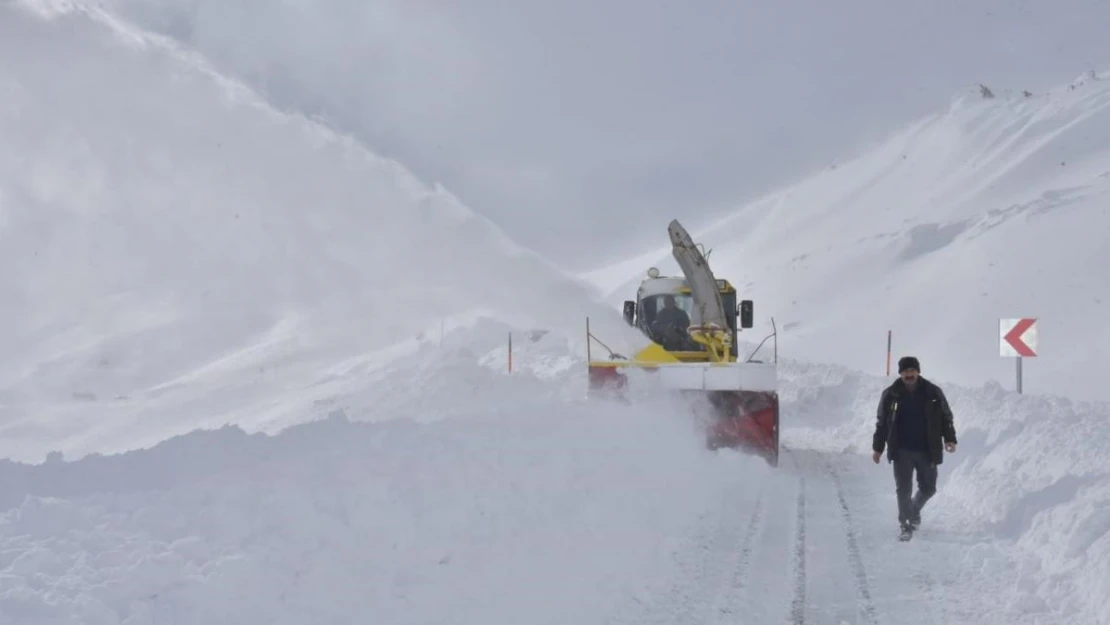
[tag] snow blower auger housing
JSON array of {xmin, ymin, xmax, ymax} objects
[{"xmin": 586, "ymin": 219, "xmax": 780, "ymax": 467}]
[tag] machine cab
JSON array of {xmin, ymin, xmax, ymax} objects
[{"xmin": 622, "ymin": 268, "xmax": 754, "ymax": 358}]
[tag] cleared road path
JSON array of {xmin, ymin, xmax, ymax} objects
[{"xmin": 609, "ymin": 446, "xmax": 1034, "ymax": 625}]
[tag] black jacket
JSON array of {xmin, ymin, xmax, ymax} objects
[{"xmin": 872, "ymin": 376, "xmax": 958, "ymax": 464}]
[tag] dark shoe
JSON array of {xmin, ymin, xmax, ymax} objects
[{"xmin": 899, "ymin": 522, "xmax": 914, "ymax": 541}]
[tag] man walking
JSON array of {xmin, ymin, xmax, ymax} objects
[{"xmin": 872, "ymin": 356, "xmax": 958, "ymax": 539}]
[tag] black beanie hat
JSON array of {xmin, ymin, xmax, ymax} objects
[{"xmin": 898, "ymin": 356, "xmax": 920, "ymax": 373}]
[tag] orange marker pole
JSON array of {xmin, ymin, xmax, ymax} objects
[{"xmin": 886, "ymin": 330, "xmax": 892, "ymax": 376}]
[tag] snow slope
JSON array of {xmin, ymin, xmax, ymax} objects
[
  {"xmin": 0, "ymin": 0, "xmax": 647, "ymax": 462},
  {"xmin": 585, "ymin": 72, "xmax": 1110, "ymax": 403},
  {"xmin": 84, "ymin": 0, "xmax": 1110, "ymax": 271}
]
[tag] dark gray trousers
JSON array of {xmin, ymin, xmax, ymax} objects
[{"xmin": 893, "ymin": 449, "xmax": 937, "ymax": 525}]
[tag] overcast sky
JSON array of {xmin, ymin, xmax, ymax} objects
[{"xmin": 108, "ymin": 0, "xmax": 1110, "ymax": 269}]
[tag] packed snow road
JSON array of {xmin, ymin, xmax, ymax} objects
[{"xmin": 614, "ymin": 446, "xmax": 1030, "ymax": 625}]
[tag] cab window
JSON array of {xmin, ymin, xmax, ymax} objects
[{"xmin": 643, "ymin": 293, "xmax": 693, "ymax": 316}]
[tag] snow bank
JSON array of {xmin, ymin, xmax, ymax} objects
[
  {"xmin": 778, "ymin": 360, "xmax": 1110, "ymax": 623},
  {"xmin": 0, "ymin": 391, "xmax": 763, "ymax": 625},
  {"xmin": 586, "ymin": 71, "xmax": 1110, "ymax": 404},
  {"xmin": 306, "ymin": 313, "xmax": 595, "ymax": 429},
  {"xmin": 0, "ymin": 1, "xmax": 646, "ymax": 462}
]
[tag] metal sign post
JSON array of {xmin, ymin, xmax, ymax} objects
[{"xmin": 999, "ymin": 318, "xmax": 1037, "ymax": 393}]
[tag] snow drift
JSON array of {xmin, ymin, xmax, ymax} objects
[
  {"xmin": 0, "ymin": 395, "xmax": 765, "ymax": 625},
  {"xmin": 0, "ymin": 1, "xmax": 646, "ymax": 462},
  {"xmin": 586, "ymin": 71, "xmax": 1110, "ymax": 404}
]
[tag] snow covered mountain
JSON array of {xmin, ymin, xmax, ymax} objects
[
  {"xmin": 586, "ymin": 73, "xmax": 1110, "ymax": 403},
  {"xmin": 84, "ymin": 0, "xmax": 1110, "ymax": 271},
  {"xmin": 0, "ymin": 0, "xmax": 646, "ymax": 462},
  {"xmin": 1, "ymin": 2, "xmax": 1108, "ymax": 625}
]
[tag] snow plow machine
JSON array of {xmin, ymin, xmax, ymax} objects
[{"xmin": 586, "ymin": 219, "xmax": 780, "ymax": 466}]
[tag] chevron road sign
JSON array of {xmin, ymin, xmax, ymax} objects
[
  {"xmin": 1000, "ymin": 318, "xmax": 1037, "ymax": 357},
  {"xmin": 1000, "ymin": 318, "xmax": 1037, "ymax": 393}
]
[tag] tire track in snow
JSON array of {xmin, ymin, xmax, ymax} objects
[
  {"xmin": 789, "ymin": 475, "xmax": 807, "ymax": 624},
  {"xmin": 825, "ymin": 457, "xmax": 880, "ymax": 625},
  {"xmin": 737, "ymin": 449, "xmax": 804, "ymax": 625},
  {"xmin": 611, "ymin": 474, "xmax": 766, "ymax": 625},
  {"xmin": 704, "ymin": 492, "xmax": 765, "ymax": 624},
  {"xmin": 779, "ymin": 447, "xmax": 808, "ymax": 624}
]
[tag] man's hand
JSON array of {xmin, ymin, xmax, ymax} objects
[
  {"xmin": 872, "ymin": 451, "xmax": 882, "ymax": 464},
  {"xmin": 945, "ymin": 442, "xmax": 957, "ymax": 453}
]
